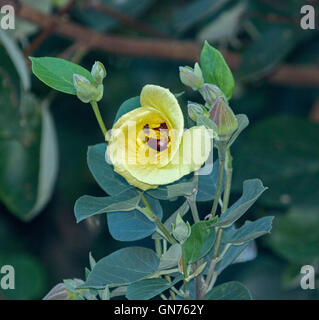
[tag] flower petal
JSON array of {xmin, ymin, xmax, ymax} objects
[
  {"xmin": 126, "ymin": 126, "xmax": 211, "ymax": 186},
  {"xmin": 140, "ymin": 85, "xmax": 184, "ymax": 162}
]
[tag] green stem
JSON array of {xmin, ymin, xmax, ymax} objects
[
  {"xmin": 140, "ymin": 193, "xmax": 177, "ymax": 245},
  {"xmin": 209, "ymin": 145, "xmax": 226, "ymax": 218},
  {"xmin": 193, "ymin": 263, "xmax": 201, "ymax": 300},
  {"xmin": 222, "ymin": 149, "xmax": 233, "ymax": 212},
  {"xmin": 187, "ymin": 194, "xmax": 200, "ymax": 223},
  {"xmin": 202, "ymin": 149, "xmax": 233, "ymax": 297},
  {"xmin": 155, "ymin": 239, "xmax": 162, "ymax": 257},
  {"xmin": 187, "ymin": 174, "xmax": 200, "ymax": 223},
  {"xmin": 90, "ymin": 101, "xmax": 109, "ymax": 140},
  {"xmin": 170, "ymin": 285, "xmax": 187, "ymax": 299},
  {"xmin": 165, "ymin": 275, "xmax": 176, "ymax": 300}
]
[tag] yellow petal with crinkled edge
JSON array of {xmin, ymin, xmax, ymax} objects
[
  {"xmin": 108, "ymin": 106, "xmax": 171, "ymax": 168},
  {"xmin": 125, "ymin": 126, "xmax": 211, "ymax": 187},
  {"xmin": 107, "ymin": 106, "xmax": 163, "ymax": 190},
  {"xmin": 140, "ymin": 85, "xmax": 184, "ymax": 162},
  {"xmin": 107, "ymin": 153, "xmax": 158, "ymax": 190}
]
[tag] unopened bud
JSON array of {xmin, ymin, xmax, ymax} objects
[
  {"xmin": 201, "ymin": 83, "xmax": 224, "ymax": 105},
  {"xmin": 179, "ymin": 63, "xmax": 204, "ymax": 91},
  {"xmin": 209, "ymin": 96, "xmax": 238, "ymax": 139},
  {"xmin": 91, "ymin": 61, "xmax": 106, "ymax": 85},
  {"xmin": 73, "ymin": 74, "xmax": 103, "ymax": 103},
  {"xmin": 172, "ymin": 214, "xmax": 191, "ymax": 243},
  {"xmin": 187, "ymin": 102, "xmax": 204, "ymax": 122},
  {"xmin": 43, "ymin": 283, "xmax": 69, "ymax": 300}
]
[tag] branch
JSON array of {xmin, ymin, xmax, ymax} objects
[
  {"xmin": 23, "ymin": 0, "xmax": 77, "ymax": 58},
  {"xmin": 3, "ymin": 0, "xmax": 319, "ymax": 88}
]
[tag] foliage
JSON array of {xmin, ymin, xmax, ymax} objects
[
  {"xmin": 29, "ymin": 40, "xmax": 275, "ymax": 300},
  {"xmin": 0, "ymin": 0, "xmax": 318, "ymax": 300}
]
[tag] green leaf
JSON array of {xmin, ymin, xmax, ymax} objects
[
  {"xmin": 0, "ymin": 30, "xmax": 30, "ymax": 91},
  {"xmin": 126, "ymin": 275, "xmax": 183, "ymax": 300},
  {"xmin": 200, "ymin": 41, "xmax": 235, "ymax": 99},
  {"xmin": 114, "ymin": 96, "xmax": 140, "ymax": 124},
  {"xmin": 147, "ymin": 176, "xmax": 192, "ymax": 200},
  {"xmin": 0, "ymin": 45, "xmax": 22, "ymax": 139},
  {"xmin": 0, "ymin": 96, "xmax": 58, "ymax": 221},
  {"xmin": 81, "ymin": 247, "xmax": 159, "ymax": 289},
  {"xmin": 237, "ymin": 26, "xmax": 297, "ymax": 82},
  {"xmin": 167, "ymin": 180, "xmax": 196, "ymax": 198},
  {"xmin": 89, "ymin": 252, "xmax": 96, "ymax": 270},
  {"xmin": 74, "ymin": 191, "xmax": 141, "ymax": 223},
  {"xmin": 216, "ymin": 179, "xmax": 267, "ymax": 227},
  {"xmin": 197, "ymin": 160, "xmax": 225, "ymax": 202},
  {"xmin": 227, "ymin": 114, "xmax": 249, "ymax": 148},
  {"xmin": 205, "ymin": 281, "xmax": 252, "ymax": 300},
  {"xmin": 266, "ymin": 207, "xmax": 319, "ymax": 264},
  {"xmin": 204, "ymin": 225, "xmax": 250, "ymax": 274},
  {"xmin": 27, "ymin": 101, "xmax": 59, "ymax": 220},
  {"xmin": 107, "ymin": 194, "xmax": 163, "ymax": 241},
  {"xmin": 153, "ymin": 201, "xmax": 190, "ymax": 240},
  {"xmin": 182, "ymin": 219, "xmax": 217, "ymax": 268},
  {"xmin": 87, "ymin": 143, "xmax": 135, "ymax": 197},
  {"xmin": 159, "ymin": 244, "xmax": 182, "ymax": 270},
  {"xmin": 223, "ymin": 216, "xmax": 274, "ymax": 245},
  {"xmin": 215, "ymin": 243, "xmax": 249, "ymax": 274},
  {"xmin": 30, "ymin": 57, "xmax": 94, "ymax": 95}
]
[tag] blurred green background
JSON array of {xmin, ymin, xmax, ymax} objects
[{"xmin": 0, "ymin": 0, "xmax": 318, "ymax": 299}]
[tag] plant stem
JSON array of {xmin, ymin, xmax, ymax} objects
[
  {"xmin": 209, "ymin": 144, "xmax": 226, "ymax": 219},
  {"xmin": 201, "ymin": 227, "xmax": 222, "ymax": 297},
  {"xmin": 170, "ymin": 285, "xmax": 187, "ymax": 298},
  {"xmin": 160, "ymin": 294, "xmax": 168, "ymax": 300},
  {"xmin": 222, "ymin": 149, "xmax": 233, "ymax": 212},
  {"xmin": 140, "ymin": 193, "xmax": 177, "ymax": 245},
  {"xmin": 90, "ymin": 101, "xmax": 109, "ymax": 140},
  {"xmin": 155, "ymin": 239, "xmax": 162, "ymax": 257},
  {"xmin": 193, "ymin": 263, "xmax": 202, "ymax": 300},
  {"xmin": 187, "ymin": 193, "xmax": 200, "ymax": 223},
  {"xmin": 202, "ymin": 149, "xmax": 233, "ymax": 297},
  {"xmin": 165, "ymin": 275, "xmax": 176, "ymax": 300}
]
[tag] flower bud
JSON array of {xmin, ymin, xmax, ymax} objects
[
  {"xmin": 73, "ymin": 74, "xmax": 102, "ymax": 103},
  {"xmin": 43, "ymin": 283, "xmax": 69, "ymax": 300},
  {"xmin": 209, "ymin": 96, "xmax": 238, "ymax": 139},
  {"xmin": 172, "ymin": 214, "xmax": 191, "ymax": 243},
  {"xmin": 187, "ymin": 102, "xmax": 204, "ymax": 122},
  {"xmin": 201, "ymin": 83, "xmax": 224, "ymax": 106},
  {"xmin": 95, "ymin": 84, "xmax": 104, "ymax": 102},
  {"xmin": 179, "ymin": 62, "xmax": 204, "ymax": 91},
  {"xmin": 91, "ymin": 61, "xmax": 107, "ymax": 85}
]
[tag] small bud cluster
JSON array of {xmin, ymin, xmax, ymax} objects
[
  {"xmin": 208, "ymin": 96, "xmax": 238, "ymax": 140},
  {"xmin": 172, "ymin": 213, "xmax": 191, "ymax": 243},
  {"xmin": 180, "ymin": 62, "xmax": 238, "ymax": 141},
  {"xmin": 179, "ymin": 63, "xmax": 204, "ymax": 91},
  {"xmin": 73, "ymin": 61, "xmax": 107, "ymax": 103}
]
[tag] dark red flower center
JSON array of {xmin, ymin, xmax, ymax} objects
[{"xmin": 143, "ymin": 123, "xmax": 170, "ymax": 152}]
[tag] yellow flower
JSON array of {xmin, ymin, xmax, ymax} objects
[{"xmin": 106, "ymin": 85, "xmax": 211, "ymax": 190}]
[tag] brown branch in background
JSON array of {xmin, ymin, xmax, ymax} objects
[
  {"xmin": 23, "ymin": 0, "xmax": 77, "ymax": 58},
  {"xmin": 86, "ymin": 0, "xmax": 169, "ymax": 39},
  {"xmin": 8, "ymin": 0, "xmax": 201, "ymax": 62},
  {"xmin": 57, "ymin": 42, "xmax": 88, "ymax": 62},
  {"xmin": 2, "ymin": 0, "xmax": 319, "ymax": 88}
]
